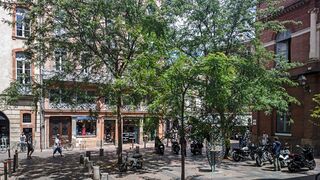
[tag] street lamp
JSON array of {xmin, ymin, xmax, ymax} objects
[{"xmin": 298, "ymin": 75, "xmax": 311, "ymax": 93}]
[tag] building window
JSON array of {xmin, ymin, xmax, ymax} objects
[
  {"xmin": 81, "ymin": 52, "xmax": 91, "ymax": 74},
  {"xmin": 16, "ymin": 52, "xmax": 31, "ymax": 94},
  {"xmin": 22, "ymin": 113, "xmax": 31, "ymax": 123},
  {"xmin": 276, "ymin": 112, "xmax": 291, "ymax": 134},
  {"xmin": 54, "ymin": 49, "xmax": 66, "ymax": 71},
  {"xmin": 16, "ymin": 8, "xmax": 30, "ymax": 38},
  {"xmin": 76, "ymin": 117, "xmax": 97, "ymax": 136},
  {"xmin": 275, "ymin": 31, "xmax": 291, "ymax": 68}
]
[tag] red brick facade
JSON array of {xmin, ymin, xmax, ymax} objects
[{"xmin": 252, "ymin": 0, "xmax": 320, "ymax": 155}]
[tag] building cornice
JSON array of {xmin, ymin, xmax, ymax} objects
[{"xmin": 262, "ymin": 0, "xmax": 310, "ymax": 21}]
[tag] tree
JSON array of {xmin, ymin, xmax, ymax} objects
[
  {"xmin": 1, "ymin": 0, "xmax": 166, "ymax": 164},
  {"xmin": 149, "ymin": 53, "xmax": 196, "ymax": 180},
  {"xmin": 162, "ymin": 0, "xmax": 299, "ymax": 163},
  {"xmin": 311, "ymin": 94, "xmax": 320, "ymax": 125}
]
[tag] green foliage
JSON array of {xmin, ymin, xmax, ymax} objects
[{"xmin": 311, "ymin": 94, "xmax": 320, "ymax": 124}]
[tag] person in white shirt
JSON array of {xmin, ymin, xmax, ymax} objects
[{"xmin": 53, "ymin": 134, "xmax": 63, "ymax": 157}]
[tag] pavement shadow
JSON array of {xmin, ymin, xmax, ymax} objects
[
  {"xmin": 254, "ymin": 174, "xmax": 316, "ymax": 180},
  {"xmin": 14, "ymin": 152, "xmax": 91, "ymax": 180}
]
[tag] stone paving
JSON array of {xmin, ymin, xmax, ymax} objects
[{"xmin": 0, "ymin": 141, "xmax": 319, "ymax": 180}]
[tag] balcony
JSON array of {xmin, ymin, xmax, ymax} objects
[{"xmin": 48, "ymin": 102, "xmax": 96, "ymax": 110}]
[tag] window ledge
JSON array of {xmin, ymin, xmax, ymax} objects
[
  {"xmin": 12, "ymin": 36, "xmax": 28, "ymax": 40},
  {"xmin": 275, "ymin": 133, "xmax": 292, "ymax": 137}
]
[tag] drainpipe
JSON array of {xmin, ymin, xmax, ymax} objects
[{"xmin": 309, "ymin": 8, "xmax": 319, "ymax": 60}]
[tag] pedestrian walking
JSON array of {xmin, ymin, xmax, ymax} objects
[
  {"xmin": 20, "ymin": 132, "xmax": 26, "ymax": 152},
  {"xmin": 53, "ymin": 134, "xmax": 63, "ymax": 157},
  {"xmin": 272, "ymin": 137, "xmax": 281, "ymax": 171},
  {"xmin": 26, "ymin": 136, "xmax": 34, "ymax": 159}
]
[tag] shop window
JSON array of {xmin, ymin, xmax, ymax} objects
[
  {"xmin": 22, "ymin": 113, "xmax": 31, "ymax": 123},
  {"xmin": 16, "ymin": 8, "xmax": 30, "ymax": 38},
  {"xmin": 276, "ymin": 112, "xmax": 291, "ymax": 134},
  {"xmin": 76, "ymin": 118, "xmax": 96, "ymax": 136}
]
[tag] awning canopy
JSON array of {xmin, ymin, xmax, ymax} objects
[{"xmin": 76, "ymin": 116, "xmax": 96, "ymax": 121}]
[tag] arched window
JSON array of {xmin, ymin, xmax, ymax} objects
[
  {"xmin": 275, "ymin": 30, "xmax": 291, "ymax": 67},
  {"xmin": 22, "ymin": 113, "xmax": 31, "ymax": 123}
]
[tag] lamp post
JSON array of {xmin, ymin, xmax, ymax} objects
[{"xmin": 298, "ymin": 75, "xmax": 311, "ymax": 93}]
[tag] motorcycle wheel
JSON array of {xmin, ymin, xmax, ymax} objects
[
  {"xmin": 256, "ymin": 156, "xmax": 263, "ymax": 167},
  {"xmin": 232, "ymin": 152, "xmax": 241, "ymax": 162},
  {"xmin": 174, "ymin": 146, "xmax": 180, "ymax": 155},
  {"xmin": 137, "ymin": 161, "xmax": 143, "ymax": 169},
  {"xmin": 309, "ymin": 160, "xmax": 316, "ymax": 170},
  {"xmin": 250, "ymin": 153, "xmax": 255, "ymax": 161},
  {"xmin": 288, "ymin": 163, "xmax": 297, "ymax": 172},
  {"xmin": 119, "ymin": 163, "xmax": 127, "ymax": 172}
]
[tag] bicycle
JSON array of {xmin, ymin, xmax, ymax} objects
[
  {"xmin": 62, "ymin": 139, "xmax": 74, "ymax": 151},
  {"xmin": 11, "ymin": 141, "xmax": 27, "ymax": 153}
]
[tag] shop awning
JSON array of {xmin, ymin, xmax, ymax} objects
[{"xmin": 76, "ymin": 116, "xmax": 96, "ymax": 121}]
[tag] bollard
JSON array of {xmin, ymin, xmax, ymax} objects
[
  {"xmin": 80, "ymin": 154, "xmax": 84, "ymax": 164},
  {"xmin": 7, "ymin": 159, "xmax": 12, "ymax": 177},
  {"xmin": 86, "ymin": 151, "xmax": 91, "ymax": 161},
  {"xmin": 99, "ymin": 148, "xmax": 104, "ymax": 157},
  {"xmin": 87, "ymin": 161, "xmax": 93, "ymax": 174},
  {"xmin": 135, "ymin": 146, "xmax": 139, "ymax": 154},
  {"xmin": 93, "ymin": 166, "xmax": 100, "ymax": 180},
  {"xmin": 15, "ymin": 150, "xmax": 18, "ymax": 169},
  {"xmin": 101, "ymin": 173, "xmax": 109, "ymax": 180},
  {"xmin": 13, "ymin": 154, "xmax": 16, "ymax": 173},
  {"xmin": 83, "ymin": 157, "xmax": 90, "ymax": 169},
  {"xmin": 4, "ymin": 161, "xmax": 8, "ymax": 180}
]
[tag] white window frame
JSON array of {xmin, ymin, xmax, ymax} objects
[
  {"xmin": 16, "ymin": 8, "xmax": 30, "ymax": 38},
  {"xmin": 54, "ymin": 49, "xmax": 66, "ymax": 71},
  {"xmin": 16, "ymin": 52, "xmax": 31, "ymax": 93}
]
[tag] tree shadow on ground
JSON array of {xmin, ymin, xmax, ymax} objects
[{"xmin": 14, "ymin": 152, "xmax": 91, "ymax": 180}]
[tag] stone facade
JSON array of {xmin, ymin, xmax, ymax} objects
[{"xmin": 252, "ymin": 0, "xmax": 320, "ymax": 155}]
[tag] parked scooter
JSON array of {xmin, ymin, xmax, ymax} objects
[
  {"xmin": 255, "ymin": 144, "xmax": 273, "ymax": 167},
  {"xmin": 190, "ymin": 140, "xmax": 203, "ymax": 155},
  {"xmin": 119, "ymin": 152, "xmax": 143, "ymax": 172},
  {"xmin": 155, "ymin": 136, "xmax": 165, "ymax": 155},
  {"xmin": 288, "ymin": 145, "xmax": 316, "ymax": 172},
  {"xmin": 171, "ymin": 139, "xmax": 180, "ymax": 155},
  {"xmin": 232, "ymin": 143, "xmax": 257, "ymax": 162},
  {"xmin": 279, "ymin": 145, "xmax": 290, "ymax": 167}
]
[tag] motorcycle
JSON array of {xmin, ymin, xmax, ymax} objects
[
  {"xmin": 255, "ymin": 144, "xmax": 273, "ymax": 167},
  {"xmin": 155, "ymin": 136, "xmax": 165, "ymax": 155},
  {"xmin": 232, "ymin": 143, "xmax": 257, "ymax": 162},
  {"xmin": 279, "ymin": 146, "xmax": 290, "ymax": 167},
  {"xmin": 288, "ymin": 145, "xmax": 316, "ymax": 172},
  {"xmin": 190, "ymin": 140, "xmax": 203, "ymax": 155},
  {"xmin": 171, "ymin": 139, "xmax": 180, "ymax": 155},
  {"xmin": 119, "ymin": 152, "xmax": 143, "ymax": 172}
]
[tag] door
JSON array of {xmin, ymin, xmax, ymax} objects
[{"xmin": 49, "ymin": 117, "xmax": 71, "ymax": 146}]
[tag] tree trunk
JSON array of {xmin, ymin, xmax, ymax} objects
[
  {"xmin": 181, "ymin": 95, "xmax": 185, "ymax": 180},
  {"xmin": 117, "ymin": 93, "xmax": 122, "ymax": 164}
]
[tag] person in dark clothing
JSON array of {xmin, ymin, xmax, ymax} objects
[
  {"xmin": 272, "ymin": 137, "xmax": 281, "ymax": 171},
  {"xmin": 26, "ymin": 136, "xmax": 34, "ymax": 159}
]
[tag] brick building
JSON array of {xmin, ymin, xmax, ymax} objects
[{"xmin": 252, "ymin": 0, "xmax": 320, "ymax": 155}]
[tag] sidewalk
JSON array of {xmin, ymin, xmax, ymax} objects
[{"xmin": 0, "ymin": 141, "xmax": 319, "ymax": 180}]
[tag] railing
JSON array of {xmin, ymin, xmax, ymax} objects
[{"xmin": 48, "ymin": 102, "xmax": 96, "ymax": 110}]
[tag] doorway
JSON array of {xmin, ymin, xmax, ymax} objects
[
  {"xmin": 0, "ymin": 112, "xmax": 9, "ymax": 146},
  {"xmin": 49, "ymin": 117, "xmax": 72, "ymax": 146},
  {"xmin": 104, "ymin": 120, "xmax": 115, "ymax": 144}
]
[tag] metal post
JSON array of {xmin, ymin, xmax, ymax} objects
[
  {"xmin": 13, "ymin": 154, "xmax": 17, "ymax": 173},
  {"xmin": 86, "ymin": 151, "xmax": 91, "ymax": 160},
  {"xmin": 7, "ymin": 159, "xmax": 12, "ymax": 177},
  {"xmin": 4, "ymin": 161, "xmax": 8, "ymax": 180},
  {"xmin": 15, "ymin": 150, "xmax": 18, "ymax": 169}
]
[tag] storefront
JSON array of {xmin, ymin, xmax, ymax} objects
[
  {"xmin": 104, "ymin": 119, "xmax": 115, "ymax": 144},
  {"xmin": 123, "ymin": 117, "xmax": 141, "ymax": 144}
]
